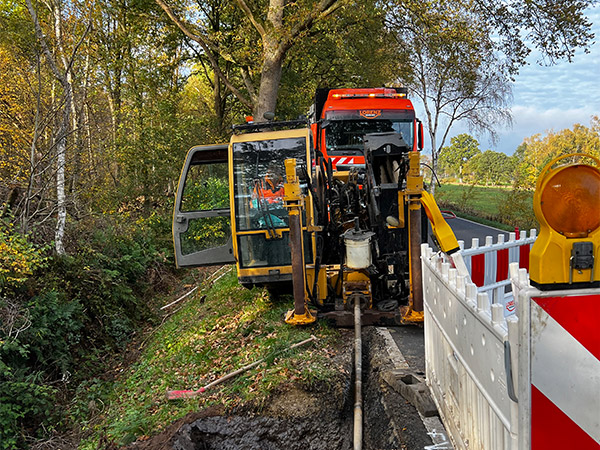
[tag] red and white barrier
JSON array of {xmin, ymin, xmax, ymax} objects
[
  {"xmin": 515, "ymin": 277, "xmax": 600, "ymax": 449},
  {"xmin": 423, "ymin": 241, "xmax": 600, "ymax": 450},
  {"xmin": 451, "ymin": 230, "xmax": 537, "ymax": 316}
]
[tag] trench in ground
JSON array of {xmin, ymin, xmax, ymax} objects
[{"xmin": 171, "ymin": 328, "xmax": 434, "ymax": 450}]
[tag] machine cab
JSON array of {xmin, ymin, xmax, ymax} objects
[
  {"xmin": 312, "ymin": 88, "xmax": 423, "ymax": 171},
  {"xmin": 173, "ymin": 125, "xmax": 315, "ymax": 287}
]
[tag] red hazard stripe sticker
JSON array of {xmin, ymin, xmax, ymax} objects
[
  {"xmin": 532, "ymin": 385, "xmax": 600, "ymax": 449},
  {"xmin": 331, "ymin": 157, "xmax": 354, "ymax": 166},
  {"xmin": 530, "ymin": 296, "xmax": 600, "ymax": 447},
  {"xmin": 533, "ymin": 295, "xmax": 600, "ymax": 361}
]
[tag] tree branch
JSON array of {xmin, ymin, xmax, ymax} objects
[
  {"xmin": 155, "ymin": 0, "xmax": 254, "ymax": 110},
  {"xmin": 234, "ymin": 0, "xmax": 266, "ymax": 37},
  {"xmin": 279, "ymin": 0, "xmax": 343, "ymax": 54}
]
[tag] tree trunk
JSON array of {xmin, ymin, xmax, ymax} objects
[
  {"xmin": 26, "ymin": 0, "xmax": 75, "ymax": 255},
  {"xmin": 254, "ymin": 45, "xmax": 284, "ymax": 120},
  {"xmin": 425, "ymin": 107, "xmax": 438, "ymax": 196},
  {"xmin": 55, "ymin": 113, "xmax": 69, "ymax": 255},
  {"xmin": 23, "ymin": 53, "xmax": 43, "ymax": 234}
]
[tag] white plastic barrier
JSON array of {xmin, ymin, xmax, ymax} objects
[
  {"xmin": 422, "ymin": 243, "xmax": 519, "ymax": 450},
  {"xmin": 423, "ymin": 242, "xmax": 600, "ymax": 450},
  {"xmin": 451, "ymin": 230, "xmax": 537, "ymax": 317}
]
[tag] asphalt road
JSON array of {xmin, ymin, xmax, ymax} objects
[
  {"xmin": 447, "ymin": 216, "xmax": 509, "ymax": 248},
  {"xmin": 387, "ymin": 325, "xmax": 426, "ymax": 374}
]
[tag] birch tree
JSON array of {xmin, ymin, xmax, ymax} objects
[
  {"xmin": 387, "ymin": 1, "xmax": 512, "ymax": 186},
  {"xmin": 25, "ymin": 0, "xmax": 89, "ymax": 254}
]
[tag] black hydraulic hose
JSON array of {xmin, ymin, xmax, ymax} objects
[
  {"xmin": 420, "ymin": 163, "xmax": 442, "ymax": 188},
  {"xmin": 326, "ymin": 158, "xmax": 334, "ymax": 201},
  {"xmin": 334, "ymin": 253, "xmax": 344, "ymax": 296},
  {"xmin": 306, "ymin": 235, "xmax": 324, "ymax": 306}
]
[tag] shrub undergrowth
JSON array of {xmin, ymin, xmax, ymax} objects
[
  {"xmin": 0, "ymin": 210, "xmax": 175, "ymax": 449},
  {"xmin": 80, "ymin": 269, "xmax": 340, "ymax": 448}
]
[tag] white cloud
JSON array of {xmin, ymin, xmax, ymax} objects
[
  {"xmin": 494, "ymin": 106, "xmax": 596, "ymax": 153},
  {"xmin": 421, "ymin": 6, "xmax": 600, "ymax": 157},
  {"xmin": 511, "ymin": 7, "xmax": 600, "ymax": 115},
  {"xmin": 456, "ymin": 7, "xmax": 599, "ymax": 155}
]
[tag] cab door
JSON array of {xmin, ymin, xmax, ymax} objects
[{"xmin": 173, "ymin": 144, "xmax": 236, "ymax": 267}]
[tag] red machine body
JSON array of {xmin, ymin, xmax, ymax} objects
[{"xmin": 311, "ymin": 87, "xmax": 421, "ymax": 170}]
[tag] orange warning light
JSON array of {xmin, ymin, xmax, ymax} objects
[
  {"xmin": 530, "ymin": 153, "xmax": 600, "ymax": 290},
  {"xmin": 539, "ymin": 164, "xmax": 600, "ymax": 238}
]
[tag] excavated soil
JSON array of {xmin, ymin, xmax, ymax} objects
[{"xmin": 126, "ymin": 327, "xmax": 436, "ymax": 450}]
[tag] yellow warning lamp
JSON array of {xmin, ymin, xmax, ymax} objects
[{"xmin": 530, "ymin": 153, "xmax": 600, "ymax": 290}]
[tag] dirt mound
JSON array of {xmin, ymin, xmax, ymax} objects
[{"xmin": 174, "ymin": 414, "xmax": 351, "ymax": 450}]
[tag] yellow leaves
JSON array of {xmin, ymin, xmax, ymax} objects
[
  {"xmin": 517, "ymin": 121, "xmax": 600, "ymax": 190},
  {"xmin": 0, "ymin": 220, "xmax": 46, "ymax": 292},
  {"xmin": 0, "ymin": 47, "xmax": 38, "ymax": 184}
]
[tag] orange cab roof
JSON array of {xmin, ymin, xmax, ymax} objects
[{"xmin": 323, "ymin": 88, "xmax": 414, "ymax": 115}]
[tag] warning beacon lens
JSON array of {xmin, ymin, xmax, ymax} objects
[{"xmin": 540, "ymin": 165, "xmax": 600, "ymax": 238}]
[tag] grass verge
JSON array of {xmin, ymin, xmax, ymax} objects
[
  {"xmin": 435, "ymin": 184, "xmax": 509, "ymax": 217},
  {"xmin": 80, "ymin": 268, "xmax": 341, "ymax": 448},
  {"xmin": 435, "ymin": 183, "xmax": 537, "ymax": 231}
]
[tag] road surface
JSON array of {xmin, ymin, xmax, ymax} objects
[{"xmin": 447, "ymin": 216, "xmax": 509, "ymax": 247}]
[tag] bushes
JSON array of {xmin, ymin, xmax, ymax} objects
[
  {"xmin": 0, "ymin": 219, "xmax": 47, "ymax": 292},
  {"xmin": 0, "ymin": 213, "xmax": 174, "ymax": 448},
  {"xmin": 497, "ymin": 188, "xmax": 538, "ymax": 230},
  {"xmin": 0, "ymin": 378, "xmax": 57, "ymax": 449},
  {"xmin": 0, "ymin": 293, "xmax": 77, "ymax": 448}
]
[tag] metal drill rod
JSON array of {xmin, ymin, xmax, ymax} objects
[
  {"xmin": 354, "ymin": 295, "xmax": 363, "ymax": 450},
  {"xmin": 409, "ymin": 205, "xmax": 423, "ymax": 312}
]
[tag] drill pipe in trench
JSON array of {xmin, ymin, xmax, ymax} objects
[{"xmin": 354, "ymin": 295, "xmax": 363, "ymax": 450}]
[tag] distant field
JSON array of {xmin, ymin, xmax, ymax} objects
[
  {"xmin": 433, "ymin": 183, "xmax": 536, "ymax": 231},
  {"xmin": 434, "ymin": 184, "xmax": 509, "ymax": 216}
]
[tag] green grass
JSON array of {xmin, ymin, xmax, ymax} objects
[
  {"xmin": 434, "ymin": 183, "xmax": 537, "ymax": 231},
  {"xmin": 435, "ymin": 184, "xmax": 509, "ymax": 217},
  {"xmin": 79, "ymin": 268, "xmax": 340, "ymax": 448}
]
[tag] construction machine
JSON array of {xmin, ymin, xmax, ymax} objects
[
  {"xmin": 310, "ymin": 87, "xmax": 421, "ymax": 170},
  {"xmin": 173, "ymin": 92, "xmax": 458, "ymax": 326}
]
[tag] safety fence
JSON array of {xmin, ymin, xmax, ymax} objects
[
  {"xmin": 422, "ymin": 239, "xmax": 600, "ymax": 450},
  {"xmin": 450, "ymin": 230, "xmax": 537, "ymax": 317}
]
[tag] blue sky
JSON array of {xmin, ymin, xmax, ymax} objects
[{"xmin": 440, "ymin": 7, "xmax": 600, "ymax": 155}]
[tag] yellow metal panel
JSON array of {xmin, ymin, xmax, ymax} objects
[
  {"xmin": 305, "ymin": 266, "xmax": 327, "ymax": 305},
  {"xmin": 406, "ymin": 152, "xmax": 423, "ymax": 194},
  {"xmin": 421, "ymin": 190, "xmax": 460, "ymax": 254},
  {"xmin": 237, "ymin": 266, "xmax": 293, "ymax": 278}
]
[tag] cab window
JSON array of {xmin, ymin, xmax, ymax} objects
[{"xmin": 232, "ymin": 137, "xmax": 307, "ymax": 232}]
